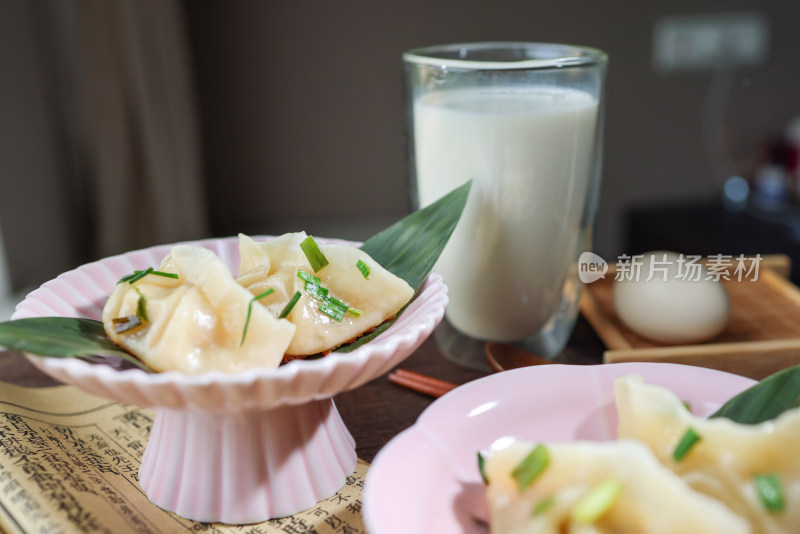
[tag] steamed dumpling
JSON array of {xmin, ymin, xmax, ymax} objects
[
  {"xmin": 616, "ymin": 375, "xmax": 800, "ymax": 533},
  {"xmin": 483, "ymin": 439, "xmax": 749, "ymax": 534},
  {"xmin": 236, "ymin": 233, "xmax": 414, "ymax": 356},
  {"xmin": 103, "ymin": 244, "xmax": 296, "ymax": 373}
]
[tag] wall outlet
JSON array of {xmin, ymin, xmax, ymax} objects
[{"xmin": 653, "ymin": 11, "xmax": 769, "ymax": 72}]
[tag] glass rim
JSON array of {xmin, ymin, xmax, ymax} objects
[{"xmin": 403, "ymin": 41, "xmax": 607, "ymax": 70}]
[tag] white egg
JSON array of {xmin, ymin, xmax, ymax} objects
[{"xmin": 612, "ymin": 251, "xmax": 731, "ymax": 344}]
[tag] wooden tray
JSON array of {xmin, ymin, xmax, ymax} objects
[{"xmin": 580, "ymin": 254, "xmax": 800, "ymax": 379}]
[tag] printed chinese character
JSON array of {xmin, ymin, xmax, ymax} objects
[
  {"xmin": 279, "ymin": 516, "xmax": 311, "ymax": 533},
  {"xmin": 309, "ymin": 506, "xmax": 329, "ymax": 518},
  {"xmin": 676, "ymin": 255, "xmax": 703, "ymax": 282},
  {"xmin": 614, "ymin": 254, "xmax": 644, "ymax": 282},
  {"xmin": 646, "ymin": 253, "xmax": 672, "ymax": 282},
  {"xmin": 705, "ymin": 254, "xmax": 732, "ymax": 281},
  {"xmin": 346, "ymin": 499, "xmax": 362, "ymax": 515},
  {"xmin": 732, "ymin": 254, "xmax": 762, "ymax": 282}
]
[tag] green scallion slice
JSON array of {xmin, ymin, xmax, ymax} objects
[
  {"xmin": 319, "ymin": 297, "xmax": 349, "ymax": 322},
  {"xmin": 240, "ymin": 289, "xmax": 275, "ymax": 346},
  {"xmin": 298, "ymin": 270, "xmax": 329, "ymax": 299},
  {"xmin": 300, "ymin": 235, "xmax": 329, "ymax": 272},
  {"xmin": 477, "ymin": 452, "xmax": 489, "ymax": 484},
  {"xmin": 306, "ymin": 282, "xmax": 329, "ymax": 300},
  {"xmin": 119, "ymin": 267, "xmax": 179, "ymax": 284},
  {"xmin": 279, "ymin": 291, "xmax": 302, "ymax": 319},
  {"xmin": 297, "ymin": 269, "xmax": 360, "ymax": 323},
  {"xmin": 297, "ymin": 270, "xmax": 319, "ymax": 284},
  {"xmin": 754, "ymin": 474, "xmax": 785, "ymax": 512},
  {"xmin": 511, "ymin": 444, "xmax": 550, "ymax": 493},
  {"xmin": 356, "ymin": 259, "xmax": 370, "ymax": 279},
  {"xmin": 533, "ymin": 496, "xmax": 556, "ymax": 516},
  {"xmin": 121, "ymin": 268, "xmax": 151, "ymax": 284},
  {"xmin": 131, "ymin": 286, "xmax": 149, "ymax": 321},
  {"xmin": 571, "ymin": 478, "xmax": 623, "ymax": 524},
  {"xmin": 112, "ymin": 315, "xmax": 142, "ymax": 334},
  {"xmin": 136, "ymin": 294, "xmax": 148, "ymax": 321},
  {"xmin": 673, "ymin": 427, "xmax": 701, "ymax": 462}
]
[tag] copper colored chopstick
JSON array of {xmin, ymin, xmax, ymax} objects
[{"xmin": 388, "ymin": 368, "xmax": 458, "ymax": 398}]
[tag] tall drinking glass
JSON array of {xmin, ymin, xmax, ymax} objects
[{"xmin": 403, "ymin": 42, "xmax": 607, "ymax": 369}]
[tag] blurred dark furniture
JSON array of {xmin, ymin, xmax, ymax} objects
[{"xmin": 626, "ymin": 200, "xmax": 800, "ymax": 284}]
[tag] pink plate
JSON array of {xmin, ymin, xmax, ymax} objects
[
  {"xmin": 362, "ymin": 362, "xmax": 755, "ymax": 534},
  {"xmin": 12, "ymin": 236, "xmax": 448, "ymax": 523}
]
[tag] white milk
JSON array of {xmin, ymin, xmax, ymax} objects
[{"xmin": 414, "ymin": 86, "xmax": 599, "ymax": 341}]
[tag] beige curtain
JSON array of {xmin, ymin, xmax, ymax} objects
[{"xmin": 51, "ymin": 0, "xmax": 207, "ymax": 259}]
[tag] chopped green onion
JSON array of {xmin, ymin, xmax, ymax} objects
[
  {"xmin": 121, "ymin": 269, "xmax": 151, "ymax": 284},
  {"xmin": 133, "ymin": 287, "xmax": 148, "ymax": 321},
  {"xmin": 571, "ymin": 478, "xmax": 623, "ymax": 524},
  {"xmin": 280, "ymin": 291, "xmax": 302, "ymax": 319},
  {"xmin": 300, "ymin": 235, "xmax": 329, "ymax": 272},
  {"xmin": 112, "ymin": 315, "xmax": 142, "ymax": 334},
  {"xmin": 754, "ymin": 474, "xmax": 785, "ymax": 512},
  {"xmin": 477, "ymin": 452, "xmax": 489, "ymax": 484},
  {"xmin": 119, "ymin": 267, "xmax": 179, "ymax": 284},
  {"xmin": 306, "ymin": 281, "xmax": 330, "ymax": 300},
  {"xmin": 136, "ymin": 296, "xmax": 148, "ymax": 321},
  {"xmin": 320, "ymin": 297, "xmax": 349, "ymax": 322},
  {"xmin": 356, "ymin": 259, "xmax": 370, "ymax": 279},
  {"xmin": 533, "ymin": 496, "xmax": 556, "ymax": 516},
  {"xmin": 512, "ymin": 444, "xmax": 550, "ymax": 493},
  {"xmin": 297, "ymin": 270, "xmax": 361, "ymax": 322},
  {"xmin": 152, "ymin": 269, "xmax": 179, "ymax": 279},
  {"xmin": 253, "ymin": 288, "xmax": 276, "ymax": 300},
  {"xmin": 673, "ymin": 427, "xmax": 702, "ymax": 462},
  {"xmin": 240, "ymin": 289, "xmax": 275, "ymax": 346},
  {"xmin": 298, "ymin": 270, "xmax": 329, "ymax": 298},
  {"xmin": 297, "ymin": 269, "xmax": 318, "ymax": 284}
]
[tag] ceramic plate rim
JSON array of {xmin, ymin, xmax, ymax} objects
[{"xmin": 362, "ymin": 362, "xmax": 756, "ymax": 534}]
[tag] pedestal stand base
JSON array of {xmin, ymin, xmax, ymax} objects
[{"xmin": 139, "ymin": 398, "xmax": 356, "ymax": 524}]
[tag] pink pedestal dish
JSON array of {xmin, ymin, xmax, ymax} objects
[{"xmin": 13, "ymin": 236, "xmax": 447, "ymax": 524}]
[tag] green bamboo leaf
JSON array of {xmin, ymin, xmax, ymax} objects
[
  {"xmin": 710, "ymin": 365, "xmax": 800, "ymax": 424},
  {"xmin": 0, "ymin": 317, "xmax": 153, "ymax": 372},
  {"xmin": 336, "ymin": 180, "xmax": 471, "ymax": 352},
  {"xmin": 360, "ymin": 180, "xmax": 471, "ymax": 292}
]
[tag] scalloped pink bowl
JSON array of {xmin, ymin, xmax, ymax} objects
[{"xmin": 13, "ymin": 236, "xmax": 448, "ymax": 524}]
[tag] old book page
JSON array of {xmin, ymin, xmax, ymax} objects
[{"xmin": 0, "ymin": 383, "xmax": 367, "ymax": 533}]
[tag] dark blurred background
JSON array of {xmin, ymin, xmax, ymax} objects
[{"xmin": 2, "ymin": 0, "xmax": 800, "ymax": 314}]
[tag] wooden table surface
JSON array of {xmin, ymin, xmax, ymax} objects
[{"xmin": 0, "ymin": 316, "xmax": 606, "ymax": 464}]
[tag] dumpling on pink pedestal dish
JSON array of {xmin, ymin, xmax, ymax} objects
[
  {"xmin": 236, "ymin": 233, "xmax": 414, "ymax": 357},
  {"xmin": 103, "ymin": 244, "xmax": 295, "ymax": 374}
]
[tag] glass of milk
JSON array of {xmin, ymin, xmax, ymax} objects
[{"xmin": 404, "ymin": 42, "xmax": 607, "ymax": 369}]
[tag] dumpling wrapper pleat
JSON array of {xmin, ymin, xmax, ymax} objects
[
  {"xmin": 484, "ymin": 439, "xmax": 750, "ymax": 534},
  {"xmin": 103, "ymin": 244, "xmax": 296, "ymax": 374},
  {"xmin": 236, "ymin": 233, "xmax": 415, "ymax": 356},
  {"xmin": 616, "ymin": 375, "xmax": 800, "ymax": 534}
]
